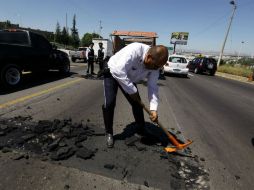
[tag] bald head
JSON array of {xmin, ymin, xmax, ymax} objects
[{"xmin": 144, "ymin": 45, "xmax": 168, "ymax": 70}]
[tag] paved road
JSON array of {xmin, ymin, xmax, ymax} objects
[
  {"xmin": 162, "ymin": 73, "xmax": 254, "ymax": 190},
  {"xmin": 0, "ymin": 64, "xmax": 253, "ymax": 189}
]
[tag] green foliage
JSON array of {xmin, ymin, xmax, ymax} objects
[
  {"xmin": 54, "ymin": 22, "xmax": 62, "ymax": 44},
  {"xmin": 81, "ymin": 32, "xmax": 102, "ymax": 46},
  {"xmin": 61, "ymin": 27, "xmax": 69, "ymax": 45},
  {"xmin": 0, "ymin": 20, "xmax": 14, "ymax": 29},
  {"xmin": 218, "ymin": 65, "xmax": 253, "ymax": 78},
  {"xmin": 70, "ymin": 14, "xmax": 80, "ymax": 48},
  {"xmin": 81, "ymin": 33, "xmax": 92, "ymax": 47},
  {"xmin": 236, "ymin": 58, "xmax": 254, "ymax": 66}
]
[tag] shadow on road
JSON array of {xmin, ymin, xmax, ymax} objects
[
  {"xmin": 164, "ymin": 73, "xmax": 190, "ymax": 79},
  {"xmin": 114, "ymin": 122, "xmax": 170, "ymax": 147},
  {"xmin": 251, "ymin": 138, "xmax": 254, "ymax": 147},
  {"xmin": 0, "ymin": 71, "xmax": 78, "ymax": 95}
]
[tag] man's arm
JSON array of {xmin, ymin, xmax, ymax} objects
[
  {"xmin": 86, "ymin": 48, "xmax": 89, "ymax": 59},
  {"xmin": 147, "ymin": 71, "xmax": 159, "ymax": 111}
]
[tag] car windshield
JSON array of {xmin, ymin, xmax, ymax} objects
[
  {"xmin": 207, "ymin": 58, "xmax": 216, "ymax": 64},
  {"xmin": 169, "ymin": 57, "xmax": 187, "ymax": 63}
]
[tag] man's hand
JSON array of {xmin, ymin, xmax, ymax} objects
[
  {"xmin": 150, "ymin": 110, "xmax": 158, "ymax": 122},
  {"xmin": 129, "ymin": 92, "xmax": 141, "ymax": 102}
]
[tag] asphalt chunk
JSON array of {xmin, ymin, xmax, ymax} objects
[
  {"xmin": 76, "ymin": 147, "xmax": 94, "ymax": 160},
  {"xmin": 144, "ymin": 181, "xmax": 149, "ymax": 187},
  {"xmin": 104, "ymin": 164, "xmax": 115, "ymax": 170},
  {"xmin": 0, "ymin": 116, "xmax": 210, "ymax": 190},
  {"xmin": 50, "ymin": 147, "xmax": 75, "ymax": 161},
  {"xmin": 125, "ymin": 135, "xmax": 141, "ymax": 146}
]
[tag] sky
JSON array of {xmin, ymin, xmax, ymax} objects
[{"xmin": 1, "ymin": 0, "xmax": 254, "ymax": 55}]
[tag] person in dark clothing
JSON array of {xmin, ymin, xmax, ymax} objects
[
  {"xmin": 86, "ymin": 42, "xmax": 95, "ymax": 74},
  {"xmin": 97, "ymin": 42, "xmax": 105, "ymax": 72}
]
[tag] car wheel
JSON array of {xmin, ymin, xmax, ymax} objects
[
  {"xmin": 59, "ymin": 60, "xmax": 70, "ymax": 75},
  {"xmin": 194, "ymin": 67, "xmax": 199, "ymax": 74},
  {"xmin": 209, "ymin": 70, "xmax": 215, "ymax": 76},
  {"xmin": 0, "ymin": 64, "xmax": 22, "ymax": 88}
]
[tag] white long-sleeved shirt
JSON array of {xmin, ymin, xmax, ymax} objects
[{"xmin": 108, "ymin": 42, "xmax": 159, "ymax": 111}]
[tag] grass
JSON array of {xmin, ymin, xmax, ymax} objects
[{"xmin": 217, "ymin": 65, "xmax": 253, "ymax": 78}]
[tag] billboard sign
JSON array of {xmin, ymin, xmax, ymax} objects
[{"xmin": 170, "ymin": 32, "xmax": 189, "ymax": 45}]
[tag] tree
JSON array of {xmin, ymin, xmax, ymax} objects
[
  {"xmin": 81, "ymin": 32, "xmax": 102, "ymax": 47},
  {"xmin": 55, "ymin": 22, "xmax": 61, "ymax": 43},
  {"xmin": 81, "ymin": 33, "xmax": 92, "ymax": 47},
  {"xmin": 70, "ymin": 14, "xmax": 80, "ymax": 48},
  {"xmin": 0, "ymin": 20, "xmax": 12, "ymax": 29},
  {"xmin": 61, "ymin": 27, "xmax": 69, "ymax": 45}
]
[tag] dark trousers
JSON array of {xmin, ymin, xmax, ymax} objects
[
  {"xmin": 87, "ymin": 60, "xmax": 94, "ymax": 74},
  {"xmin": 102, "ymin": 74, "xmax": 145, "ymax": 135},
  {"xmin": 98, "ymin": 60, "xmax": 104, "ymax": 71}
]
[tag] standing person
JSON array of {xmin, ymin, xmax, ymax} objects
[
  {"xmin": 97, "ymin": 42, "xmax": 105, "ymax": 72},
  {"xmin": 102, "ymin": 42, "xmax": 168, "ymax": 148},
  {"xmin": 86, "ymin": 42, "xmax": 95, "ymax": 75}
]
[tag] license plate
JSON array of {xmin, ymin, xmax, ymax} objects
[{"xmin": 173, "ymin": 69, "xmax": 181, "ymax": 72}]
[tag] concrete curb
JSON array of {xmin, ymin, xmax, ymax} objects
[{"xmin": 216, "ymin": 72, "xmax": 254, "ymax": 85}]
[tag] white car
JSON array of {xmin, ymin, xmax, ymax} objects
[{"xmin": 163, "ymin": 55, "xmax": 189, "ymax": 77}]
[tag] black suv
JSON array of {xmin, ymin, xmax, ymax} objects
[
  {"xmin": 187, "ymin": 57, "xmax": 217, "ymax": 76},
  {"xmin": 0, "ymin": 29, "xmax": 70, "ymax": 88}
]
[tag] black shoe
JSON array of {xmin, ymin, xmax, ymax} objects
[
  {"xmin": 106, "ymin": 133, "xmax": 114, "ymax": 148},
  {"xmin": 91, "ymin": 72, "xmax": 96, "ymax": 75}
]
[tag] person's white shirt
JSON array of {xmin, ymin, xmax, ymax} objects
[{"xmin": 108, "ymin": 42, "xmax": 159, "ymax": 111}]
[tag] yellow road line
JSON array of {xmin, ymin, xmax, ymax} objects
[{"xmin": 0, "ymin": 78, "xmax": 82, "ymax": 109}]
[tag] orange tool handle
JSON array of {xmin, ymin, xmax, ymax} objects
[{"xmin": 139, "ymin": 101, "xmax": 192, "ymax": 149}]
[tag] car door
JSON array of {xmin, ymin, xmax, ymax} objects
[
  {"xmin": 29, "ymin": 32, "xmax": 52, "ymax": 71},
  {"xmin": 188, "ymin": 58, "xmax": 196, "ymax": 70}
]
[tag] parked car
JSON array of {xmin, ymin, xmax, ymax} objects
[
  {"xmin": 187, "ymin": 57, "xmax": 217, "ymax": 76},
  {"xmin": 0, "ymin": 29, "xmax": 70, "ymax": 88},
  {"xmin": 69, "ymin": 47, "xmax": 87, "ymax": 62},
  {"xmin": 163, "ymin": 54, "xmax": 189, "ymax": 77}
]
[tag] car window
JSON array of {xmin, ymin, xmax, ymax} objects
[
  {"xmin": 207, "ymin": 58, "xmax": 216, "ymax": 64},
  {"xmin": 169, "ymin": 57, "xmax": 187, "ymax": 63},
  {"xmin": 191, "ymin": 58, "xmax": 196, "ymax": 64},
  {"xmin": 195, "ymin": 58, "xmax": 202, "ymax": 64},
  {"xmin": 0, "ymin": 31, "xmax": 29, "ymax": 45},
  {"xmin": 30, "ymin": 32, "xmax": 51, "ymax": 50}
]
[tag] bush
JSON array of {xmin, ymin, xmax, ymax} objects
[{"xmin": 218, "ymin": 65, "xmax": 253, "ymax": 78}]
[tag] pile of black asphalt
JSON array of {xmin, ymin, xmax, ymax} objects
[{"xmin": 0, "ymin": 116, "xmax": 210, "ymax": 190}]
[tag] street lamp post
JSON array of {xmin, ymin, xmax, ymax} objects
[
  {"xmin": 237, "ymin": 41, "xmax": 244, "ymax": 60},
  {"xmin": 217, "ymin": 0, "xmax": 237, "ymax": 66}
]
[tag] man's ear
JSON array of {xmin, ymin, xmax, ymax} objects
[{"xmin": 147, "ymin": 54, "xmax": 153, "ymax": 61}]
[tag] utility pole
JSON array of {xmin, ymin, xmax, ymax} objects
[
  {"xmin": 237, "ymin": 41, "xmax": 244, "ymax": 60},
  {"xmin": 99, "ymin": 20, "xmax": 102, "ymax": 38},
  {"xmin": 217, "ymin": 0, "xmax": 237, "ymax": 66},
  {"xmin": 66, "ymin": 13, "xmax": 68, "ymax": 32}
]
